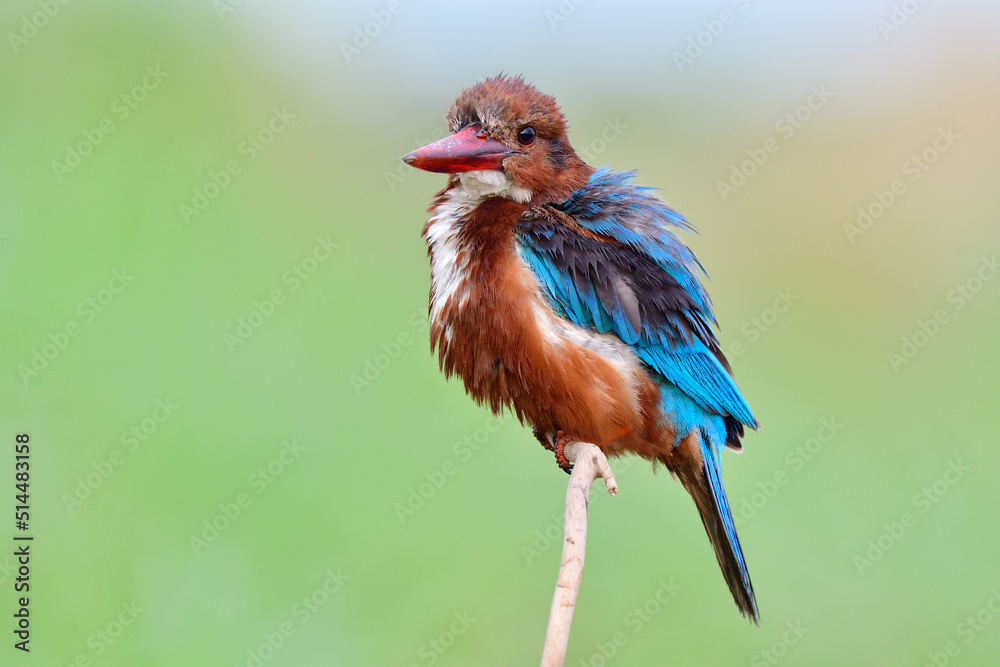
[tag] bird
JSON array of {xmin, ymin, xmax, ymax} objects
[{"xmin": 402, "ymin": 74, "xmax": 759, "ymax": 623}]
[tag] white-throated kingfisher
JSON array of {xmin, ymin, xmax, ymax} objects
[{"xmin": 403, "ymin": 75, "xmax": 759, "ymax": 622}]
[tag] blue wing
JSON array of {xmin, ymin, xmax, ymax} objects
[{"xmin": 515, "ymin": 167, "xmax": 758, "ymax": 444}]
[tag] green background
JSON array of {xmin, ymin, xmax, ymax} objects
[{"xmin": 2, "ymin": 0, "xmax": 999, "ymax": 665}]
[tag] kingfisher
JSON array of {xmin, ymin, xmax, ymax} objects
[{"xmin": 402, "ymin": 75, "xmax": 759, "ymax": 623}]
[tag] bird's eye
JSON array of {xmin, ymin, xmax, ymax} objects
[{"xmin": 516, "ymin": 126, "xmax": 536, "ymax": 146}]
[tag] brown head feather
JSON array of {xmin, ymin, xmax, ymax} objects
[{"xmin": 445, "ymin": 74, "xmax": 593, "ymax": 204}]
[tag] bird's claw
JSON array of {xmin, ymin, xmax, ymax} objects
[
  {"xmin": 534, "ymin": 428, "xmax": 574, "ymax": 474},
  {"xmin": 533, "ymin": 426, "xmax": 555, "ymax": 453}
]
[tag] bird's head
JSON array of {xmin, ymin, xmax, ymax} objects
[{"xmin": 403, "ymin": 75, "xmax": 593, "ymax": 205}]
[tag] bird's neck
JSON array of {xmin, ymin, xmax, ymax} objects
[{"xmin": 424, "ymin": 179, "xmax": 530, "ymax": 323}]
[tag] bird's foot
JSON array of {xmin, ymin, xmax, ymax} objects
[
  {"xmin": 533, "ymin": 426, "xmax": 554, "ymax": 452},
  {"xmin": 552, "ymin": 431, "xmax": 574, "ymax": 474},
  {"xmin": 533, "ymin": 428, "xmax": 574, "ymax": 474}
]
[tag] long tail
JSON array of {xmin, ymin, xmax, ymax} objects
[{"xmin": 681, "ymin": 435, "xmax": 759, "ymax": 624}]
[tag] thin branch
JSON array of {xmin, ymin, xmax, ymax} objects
[{"xmin": 540, "ymin": 441, "xmax": 618, "ymax": 667}]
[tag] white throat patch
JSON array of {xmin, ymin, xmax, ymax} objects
[{"xmin": 458, "ymin": 170, "xmax": 533, "ymax": 203}]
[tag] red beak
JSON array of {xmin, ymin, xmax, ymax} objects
[{"xmin": 402, "ymin": 125, "xmax": 516, "ymax": 173}]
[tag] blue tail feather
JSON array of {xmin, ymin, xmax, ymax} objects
[{"xmin": 695, "ymin": 431, "xmax": 758, "ymax": 622}]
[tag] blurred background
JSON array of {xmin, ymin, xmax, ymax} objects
[{"xmin": 1, "ymin": 0, "xmax": 999, "ymax": 665}]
